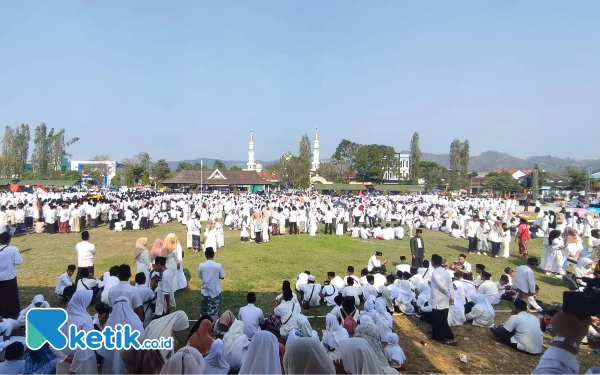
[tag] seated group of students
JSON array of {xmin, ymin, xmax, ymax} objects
[{"xmin": 351, "ymin": 223, "xmax": 406, "ymax": 240}]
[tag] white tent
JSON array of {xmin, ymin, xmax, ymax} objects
[{"xmin": 589, "ymin": 171, "xmax": 600, "ymax": 179}]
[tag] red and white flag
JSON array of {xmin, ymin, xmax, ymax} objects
[
  {"xmin": 35, "ymin": 184, "xmax": 48, "ymax": 194},
  {"xmin": 359, "ymin": 190, "xmax": 367, "ymax": 203}
]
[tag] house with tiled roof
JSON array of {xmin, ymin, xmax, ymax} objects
[{"xmin": 491, "ymin": 169, "xmax": 528, "ymax": 179}]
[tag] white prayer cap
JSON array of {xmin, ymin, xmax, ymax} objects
[{"xmin": 308, "ymin": 275, "xmax": 316, "ymax": 282}]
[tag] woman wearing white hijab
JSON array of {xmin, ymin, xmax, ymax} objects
[
  {"xmin": 465, "ymin": 293, "xmax": 495, "ymax": 328},
  {"xmin": 395, "ymin": 280, "xmax": 416, "ymax": 315},
  {"xmin": 0, "ymin": 294, "xmax": 52, "ymax": 336},
  {"xmin": 284, "ymin": 338, "xmax": 335, "ymax": 374},
  {"xmin": 288, "ymin": 314, "xmax": 320, "ymax": 342},
  {"xmin": 99, "ymin": 296, "xmax": 143, "ymax": 374},
  {"xmin": 362, "ymin": 299, "xmax": 377, "ymax": 319},
  {"xmin": 448, "ymin": 284, "xmax": 466, "ymax": 327},
  {"xmin": 374, "ymin": 300, "xmax": 392, "ymax": 340},
  {"xmin": 159, "ymin": 346, "xmax": 204, "ymax": 375},
  {"xmin": 383, "ymin": 332, "xmax": 406, "ymax": 371},
  {"xmin": 222, "ymin": 320, "xmax": 250, "ymax": 372},
  {"xmin": 337, "ymin": 338, "xmax": 383, "ymax": 375},
  {"xmin": 238, "ymin": 331, "xmax": 281, "ymax": 375},
  {"xmin": 321, "ymin": 313, "xmax": 349, "ymax": 360},
  {"xmin": 574, "ymin": 257, "xmax": 594, "ymax": 288},
  {"xmin": 354, "ymin": 316, "xmax": 397, "ymax": 374},
  {"xmin": 378, "ymin": 286, "xmax": 394, "ymax": 313},
  {"xmin": 204, "ymin": 339, "xmax": 230, "ymax": 375},
  {"xmin": 142, "ymin": 311, "xmax": 190, "ymax": 360},
  {"xmin": 54, "ymin": 290, "xmax": 98, "ymax": 374}
]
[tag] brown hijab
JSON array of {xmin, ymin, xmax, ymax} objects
[
  {"xmin": 188, "ymin": 319, "xmax": 214, "ymax": 357},
  {"xmin": 161, "ymin": 233, "xmax": 179, "ymax": 256},
  {"xmin": 215, "ymin": 310, "xmax": 235, "ymax": 337},
  {"xmin": 564, "ymin": 228, "xmax": 578, "ymax": 247},
  {"xmin": 151, "ymin": 239, "xmax": 163, "ymax": 261},
  {"xmin": 135, "ymin": 237, "xmax": 148, "ymax": 260}
]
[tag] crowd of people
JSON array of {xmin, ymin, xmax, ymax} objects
[{"xmin": 0, "ymin": 189, "xmax": 599, "ymax": 374}]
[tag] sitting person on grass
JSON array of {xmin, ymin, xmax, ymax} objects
[{"xmin": 490, "ymin": 298, "xmax": 543, "ymax": 354}]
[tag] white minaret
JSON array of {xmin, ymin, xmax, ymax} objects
[
  {"xmin": 311, "ymin": 127, "xmax": 320, "ymax": 172},
  {"xmin": 245, "ymin": 130, "xmax": 256, "ymax": 171}
]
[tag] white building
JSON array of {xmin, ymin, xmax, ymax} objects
[
  {"xmin": 70, "ymin": 160, "xmax": 120, "ymax": 187},
  {"xmin": 311, "ymin": 127, "xmax": 320, "ymax": 173},
  {"xmin": 383, "ymin": 151, "xmax": 410, "ymax": 182},
  {"xmin": 244, "ymin": 130, "xmax": 263, "ymax": 172}
]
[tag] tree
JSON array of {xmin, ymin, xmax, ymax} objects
[
  {"xmin": 229, "ymin": 165, "xmax": 242, "ymax": 171},
  {"xmin": 409, "ymin": 132, "xmax": 421, "ymax": 183},
  {"xmin": 484, "ymin": 172, "xmax": 523, "ymax": 194},
  {"xmin": 566, "ymin": 166, "xmax": 587, "ymax": 190},
  {"xmin": 354, "ymin": 144, "xmax": 396, "ymax": 183},
  {"xmin": 459, "ymin": 140, "xmax": 470, "ymax": 189},
  {"xmin": 125, "ymin": 165, "xmax": 145, "ymax": 187},
  {"xmin": 60, "ymin": 170, "xmax": 82, "ymax": 180},
  {"xmin": 141, "ymin": 169, "xmax": 150, "ymax": 185},
  {"xmin": 213, "ymin": 159, "xmax": 227, "ymax": 170},
  {"xmin": 420, "ymin": 161, "xmax": 447, "ymax": 189},
  {"xmin": 176, "ymin": 161, "xmax": 203, "ymax": 172},
  {"xmin": 110, "ymin": 171, "xmax": 123, "ymax": 186},
  {"xmin": 332, "ymin": 139, "xmax": 361, "ymax": 183},
  {"xmin": 1, "ymin": 126, "xmax": 15, "ymax": 178},
  {"xmin": 314, "ymin": 161, "xmax": 341, "ymax": 183},
  {"xmin": 449, "ymin": 139, "xmax": 462, "ymax": 190},
  {"xmin": 151, "ymin": 159, "xmax": 171, "ymax": 183},
  {"xmin": 31, "ymin": 124, "xmax": 78, "ymax": 179},
  {"xmin": 298, "ymin": 134, "xmax": 312, "ymax": 165}
]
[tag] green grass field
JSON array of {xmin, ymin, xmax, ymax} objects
[{"xmin": 10, "ymin": 222, "xmax": 598, "ymax": 374}]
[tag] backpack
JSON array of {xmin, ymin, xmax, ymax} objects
[{"xmin": 342, "ymin": 309, "xmax": 357, "ymax": 335}]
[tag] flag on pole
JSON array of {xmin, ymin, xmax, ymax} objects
[
  {"xmin": 35, "ymin": 184, "xmax": 48, "ymax": 194},
  {"xmin": 359, "ymin": 190, "xmax": 367, "ymax": 203}
]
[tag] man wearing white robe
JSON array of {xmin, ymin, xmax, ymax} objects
[{"xmin": 477, "ymin": 272, "xmax": 500, "ymax": 305}]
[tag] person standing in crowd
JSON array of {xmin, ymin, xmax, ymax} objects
[
  {"xmin": 198, "ymin": 247, "xmax": 226, "ymax": 320},
  {"xmin": 410, "ymin": 229, "xmax": 425, "ymax": 271},
  {"xmin": 76, "ymin": 231, "xmax": 96, "ymax": 279},
  {"xmin": 430, "ymin": 254, "xmax": 457, "ymax": 346},
  {"xmin": 153, "ymin": 256, "xmax": 174, "ymax": 319},
  {"xmin": 0, "ymin": 232, "xmax": 23, "ymax": 318},
  {"xmin": 516, "ymin": 217, "xmax": 531, "ymax": 258},
  {"xmin": 466, "ymin": 215, "xmax": 480, "ymax": 254}
]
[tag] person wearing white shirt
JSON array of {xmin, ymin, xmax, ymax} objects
[
  {"xmin": 320, "ymin": 282, "xmax": 338, "ymax": 307},
  {"xmin": 108, "ymin": 265, "xmax": 144, "ymax": 321},
  {"xmin": 358, "ymin": 225, "xmax": 370, "ymax": 239},
  {"xmin": 342, "ymin": 278, "xmax": 362, "ymax": 306},
  {"xmin": 134, "ymin": 273, "xmax": 156, "ymax": 328},
  {"xmin": 466, "ymin": 216, "xmax": 480, "ymax": 254},
  {"xmin": 289, "ymin": 207, "xmax": 298, "ymax": 235},
  {"xmin": 394, "ymin": 223, "xmax": 405, "ymax": 239},
  {"xmin": 514, "ymin": 258, "xmax": 543, "ymax": 312},
  {"xmin": 295, "ymin": 271, "xmax": 310, "ymax": 292},
  {"xmin": 99, "ymin": 267, "xmax": 119, "ymax": 304},
  {"xmin": 449, "ymin": 254, "xmax": 473, "ymax": 281},
  {"xmin": 328, "ymin": 272, "xmax": 345, "ymax": 290},
  {"xmin": 344, "ymin": 266, "xmax": 360, "ymax": 286},
  {"xmin": 274, "ymin": 291, "xmax": 299, "ymax": 339},
  {"xmin": 367, "ymin": 251, "xmax": 388, "ymax": 273},
  {"xmin": 477, "ymin": 272, "xmax": 500, "ymax": 305},
  {"xmin": 238, "ymin": 292, "xmax": 265, "ymax": 339},
  {"xmin": 0, "ymin": 232, "xmax": 23, "ymax": 318},
  {"xmin": 430, "ymin": 254, "xmax": 457, "ymax": 345},
  {"xmin": 361, "ymin": 275, "xmax": 378, "ymax": 301},
  {"xmin": 55, "ymin": 265, "xmax": 76, "ymax": 298},
  {"xmin": 198, "ymin": 247, "xmax": 226, "ymax": 319},
  {"xmin": 154, "ymin": 257, "xmax": 175, "ymax": 318},
  {"xmin": 75, "ymin": 231, "xmax": 96, "ymax": 278},
  {"xmin": 300, "ymin": 275, "xmax": 322, "ymax": 308},
  {"xmin": 76, "ymin": 268, "xmax": 101, "ymax": 301},
  {"xmin": 324, "ymin": 208, "xmax": 333, "ymax": 235},
  {"xmin": 373, "ymin": 269, "xmax": 387, "ymax": 290},
  {"xmin": 395, "ymin": 256, "xmax": 412, "ymax": 274},
  {"xmin": 124, "ymin": 208, "xmax": 134, "ymax": 231},
  {"xmin": 491, "ymin": 298, "xmax": 543, "ymax": 354}
]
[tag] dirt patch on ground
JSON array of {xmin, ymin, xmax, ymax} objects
[{"xmin": 393, "ymin": 312, "xmax": 598, "ymax": 374}]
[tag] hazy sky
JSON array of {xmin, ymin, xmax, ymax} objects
[{"xmin": 1, "ymin": 1, "xmax": 599, "ymax": 162}]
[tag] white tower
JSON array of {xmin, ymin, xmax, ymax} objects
[
  {"xmin": 245, "ymin": 130, "xmax": 256, "ymax": 171},
  {"xmin": 311, "ymin": 127, "xmax": 320, "ymax": 172}
]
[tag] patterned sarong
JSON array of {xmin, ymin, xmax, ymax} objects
[{"xmin": 201, "ymin": 294, "xmax": 221, "ymax": 321}]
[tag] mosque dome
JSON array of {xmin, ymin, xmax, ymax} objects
[{"xmin": 255, "ymin": 163, "xmax": 263, "ymax": 172}]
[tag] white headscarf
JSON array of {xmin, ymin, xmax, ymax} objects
[
  {"xmin": 397, "ymin": 280, "xmax": 414, "ymax": 306},
  {"xmin": 417, "ymin": 283, "xmax": 431, "ymax": 306},
  {"xmin": 20, "ymin": 294, "xmax": 50, "ymax": 319},
  {"xmin": 143, "ymin": 311, "xmax": 190, "ymax": 360},
  {"xmin": 575, "ymin": 258, "xmax": 594, "ymax": 278},
  {"xmin": 363, "ymin": 299, "xmax": 377, "ymax": 319},
  {"xmin": 384, "ymin": 332, "xmax": 406, "ymax": 364},
  {"xmin": 238, "ymin": 331, "xmax": 281, "ymax": 375},
  {"xmin": 322, "ymin": 313, "xmax": 349, "ymax": 354},
  {"xmin": 222, "ymin": 320, "xmax": 249, "ymax": 353},
  {"xmin": 63, "ymin": 290, "xmax": 95, "ymax": 363},
  {"xmin": 409, "ymin": 274, "xmax": 423, "ymax": 290},
  {"xmin": 99, "ymin": 296, "xmax": 144, "ymax": 374},
  {"xmin": 296, "ymin": 314, "xmax": 314, "ymax": 338},
  {"xmin": 469, "ymin": 293, "xmax": 495, "ymax": 316},
  {"xmin": 375, "ymin": 300, "xmax": 392, "ymax": 328},
  {"xmin": 284, "ymin": 337, "xmax": 335, "ymax": 374},
  {"xmin": 160, "ymin": 346, "xmax": 205, "ymax": 375},
  {"xmin": 378, "ymin": 286, "xmax": 394, "ymax": 312},
  {"xmin": 339, "ymin": 338, "xmax": 383, "ymax": 374},
  {"xmin": 204, "ymin": 339, "xmax": 230, "ymax": 375}
]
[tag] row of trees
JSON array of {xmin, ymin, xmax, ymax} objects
[
  {"xmin": 449, "ymin": 139, "xmax": 470, "ymax": 190},
  {"xmin": 1, "ymin": 123, "xmax": 79, "ymax": 180}
]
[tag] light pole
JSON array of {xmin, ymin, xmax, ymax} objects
[{"xmin": 200, "ymin": 158, "xmax": 203, "ymax": 196}]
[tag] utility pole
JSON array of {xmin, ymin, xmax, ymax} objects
[{"xmin": 200, "ymin": 158, "xmax": 203, "ymax": 196}]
